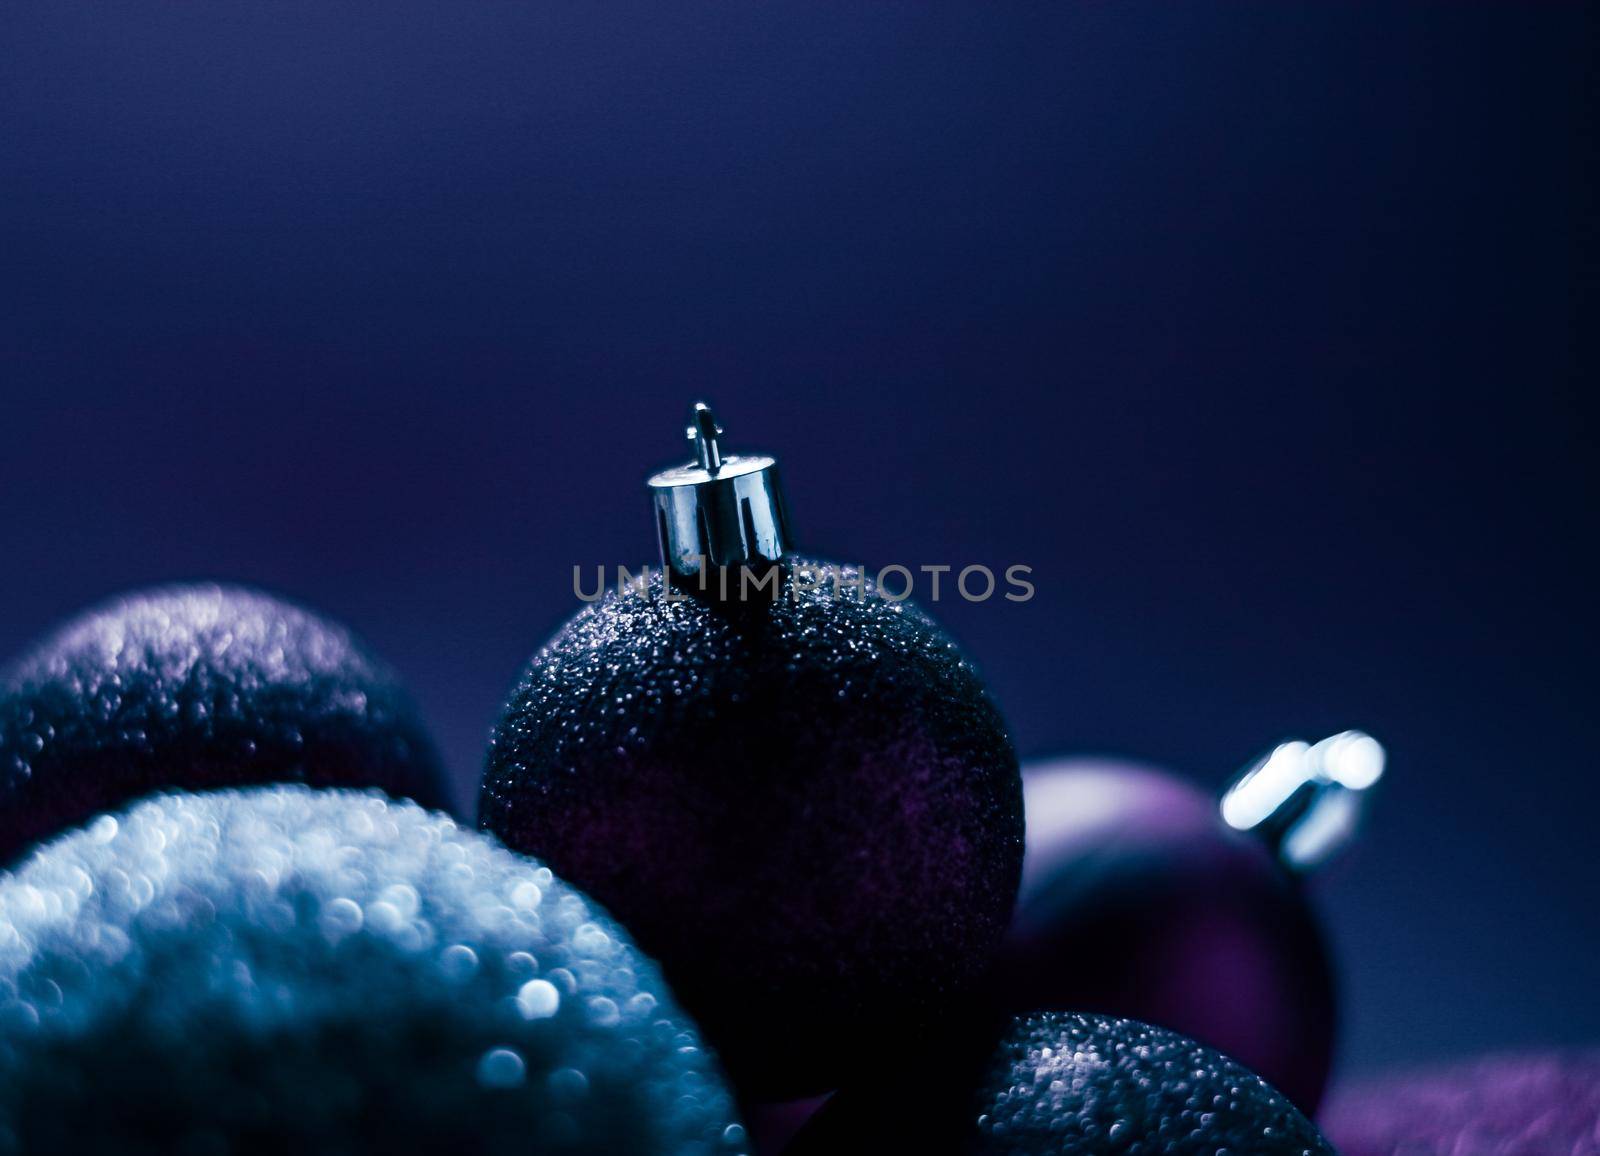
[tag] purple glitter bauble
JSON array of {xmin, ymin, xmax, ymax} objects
[
  {"xmin": 480, "ymin": 562, "xmax": 1023, "ymax": 1098},
  {"xmin": 1322, "ymin": 1052, "xmax": 1600, "ymax": 1156},
  {"xmin": 0, "ymin": 584, "xmax": 453, "ymax": 863},
  {"xmin": 788, "ymin": 1011, "xmax": 1334, "ymax": 1155},
  {"xmin": 991, "ymin": 759, "xmax": 1335, "ymax": 1112}
]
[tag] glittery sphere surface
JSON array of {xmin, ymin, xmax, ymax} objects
[
  {"xmin": 790, "ymin": 1011, "xmax": 1333, "ymax": 1155},
  {"xmin": 0, "ymin": 786, "xmax": 746, "ymax": 1156},
  {"xmin": 0, "ymin": 584, "xmax": 453, "ymax": 863},
  {"xmin": 995, "ymin": 760, "xmax": 1335, "ymax": 1112},
  {"xmin": 480, "ymin": 562, "xmax": 1023, "ymax": 1097},
  {"xmin": 1321, "ymin": 1051, "xmax": 1600, "ymax": 1156}
]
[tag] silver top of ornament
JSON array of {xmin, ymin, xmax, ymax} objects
[
  {"xmin": 1220, "ymin": 729, "xmax": 1386, "ymax": 873},
  {"xmin": 647, "ymin": 403, "xmax": 793, "ymax": 581}
]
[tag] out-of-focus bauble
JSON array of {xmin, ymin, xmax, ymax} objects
[
  {"xmin": 0, "ymin": 583, "xmax": 453, "ymax": 862},
  {"xmin": 480, "ymin": 562, "xmax": 1023, "ymax": 1097},
  {"xmin": 789, "ymin": 1011, "xmax": 1332, "ymax": 1155},
  {"xmin": 992, "ymin": 758, "xmax": 1336, "ymax": 1111},
  {"xmin": 1322, "ymin": 1051, "xmax": 1600, "ymax": 1156},
  {"xmin": 0, "ymin": 786, "xmax": 745, "ymax": 1156}
]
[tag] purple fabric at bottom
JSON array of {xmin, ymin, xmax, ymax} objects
[{"xmin": 1323, "ymin": 1051, "xmax": 1600, "ymax": 1156}]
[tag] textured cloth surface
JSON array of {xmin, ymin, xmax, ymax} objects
[{"xmin": 1323, "ymin": 1052, "xmax": 1600, "ymax": 1156}]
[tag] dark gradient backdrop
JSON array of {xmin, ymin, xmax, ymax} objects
[{"xmin": 2, "ymin": 3, "xmax": 1593, "ymax": 1083}]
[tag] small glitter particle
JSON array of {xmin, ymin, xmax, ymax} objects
[
  {"xmin": 477, "ymin": 1047, "xmax": 527, "ymax": 1089},
  {"xmin": 518, "ymin": 978, "xmax": 562, "ymax": 1020}
]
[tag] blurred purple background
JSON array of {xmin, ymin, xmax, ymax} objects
[{"xmin": 2, "ymin": 3, "xmax": 1593, "ymax": 1085}]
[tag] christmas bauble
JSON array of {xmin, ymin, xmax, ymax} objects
[
  {"xmin": 0, "ymin": 786, "xmax": 745, "ymax": 1156},
  {"xmin": 993, "ymin": 757, "xmax": 1336, "ymax": 1111},
  {"xmin": 0, "ymin": 583, "xmax": 452, "ymax": 863},
  {"xmin": 788, "ymin": 1011, "xmax": 1332, "ymax": 1155},
  {"xmin": 480, "ymin": 561, "xmax": 1023, "ymax": 1097},
  {"xmin": 1321, "ymin": 1051, "xmax": 1600, "ymax": 1156}
]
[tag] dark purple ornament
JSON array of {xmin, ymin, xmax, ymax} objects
[
  {"xmin": 788, "ymin": 1011, "xmax": 1334, "ymax": 1155},
  {"xmin": 1321, "ymin": 1051, "xmax": 1600, "ymax": 1156},
  {"xmin": 480, "ymin": 406, "xmax": 1023, "ymax": 1098},
  {"xmin": 0, "ymin": 583, "xmax": 453, "ymax": 862},
  {"xmin": 992, "ymin": 732, "xmax": 1384, "ymax": 1113}
]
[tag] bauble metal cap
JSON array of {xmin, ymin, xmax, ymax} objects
[
  {"xmin": 648, "ymin": 403, "xmax": 792, "ymax": 581},
  {"xmin": 1221, "ymin": 729, "xmax": 1386, "ymax": 873}
]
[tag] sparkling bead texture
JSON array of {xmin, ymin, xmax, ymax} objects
[
  {"xmin": 0, "ymin": 786, "xmax": 745, "ymax": 1156},
  {"xmin": 790, "ymin": 1011, "xmax": 1333, "ymax": 1155}
]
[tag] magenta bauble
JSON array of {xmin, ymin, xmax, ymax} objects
[{"xmin": 992, "ymin": 753, "xmax": 1352, "ymax": 1111}]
